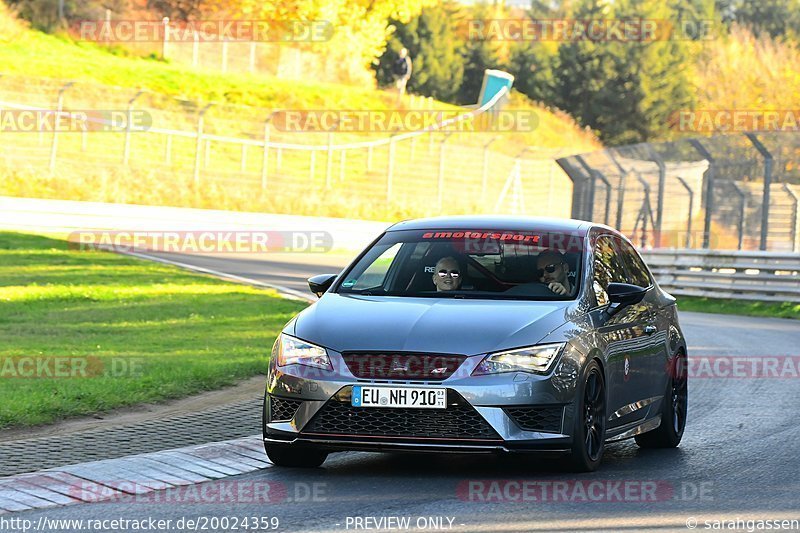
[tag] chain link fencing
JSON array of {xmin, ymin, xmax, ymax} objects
[
  {"xmin": 0, "ymin": 74, "xmax": 573, "ymax": 221},
  {"xmin": 557, "ymin": 133, "xmax": 800, "ymax": 252},
  {"xmin": 65, "ymin": 10, "xmax": 369, "ymax": 85}
]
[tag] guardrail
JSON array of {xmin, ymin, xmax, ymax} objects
[{"xmin": 640, "ymin": 249, "xmax": 800, "ymax": 303}]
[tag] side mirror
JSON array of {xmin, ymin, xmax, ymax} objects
[
  {"xmin": 605, "ymin": 282, "xmax": 648, "ymax": 316},
  {"xmin": 308, "ymin": 274, "xmax": 337, "ymax": 298}
]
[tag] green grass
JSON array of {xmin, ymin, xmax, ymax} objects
[
  {"xmin": 677, "ymin": 296, "xmax": 800, "ymax": 320},
  {"xmin": 0, "ymin": 20, "xmax": 395, "ymax": 111},
  {"xmin": 0, "ymin": 5, "xmax": 599, "ymax": 151},
  {"xmin": 0, "ymin": 231, "xmax": 307, "ymax": 428},
  {"xmin": 0, "ymin": 5, "xmax": 598, "ymax": 222}
]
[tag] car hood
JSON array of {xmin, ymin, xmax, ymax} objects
[{"xmin": 291, "ymin": 294, "xmax": 577, "ymax": 356}]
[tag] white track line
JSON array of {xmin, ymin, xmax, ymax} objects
[{"xmin": 120, "ymin": 249, "xmax": 315, "ymax": 303}]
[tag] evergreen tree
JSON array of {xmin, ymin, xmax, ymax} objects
[
  {"xmin": 457, "ymin": 37, "xmax": 503, "ymax": 105},
  {"xmin": 507, "ymin": 40, "xmax": 554, "ymax": 104},
  {"xmin": 552, "ymin": 0, "xmax": 696, "ymax": 143},
  {"xmin": 733, "ymin": 0, "xmax": 800, "ymax": 40},
  {"xmin": 374, "ymin": 2, "xmax": 464, "ymax": 102},
  {"xmin": 551, "ymin": 0, "xmax": 616, "ymax": 135}
]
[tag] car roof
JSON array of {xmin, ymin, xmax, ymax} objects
[{"xmin": 386, "ymin": 215, "xmax": 598, "ymax": 234}]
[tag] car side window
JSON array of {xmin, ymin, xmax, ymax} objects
[
  {"xmin": 592, "ymin": 236, "xmax": 627, "ymax": 306},
  {"xmin": 616, "ymin": 239, "xmax": 652, "ymax": 288},
  {"xmin": 351, "ymin": 243, "xmax": 402, "ymax": 290}
]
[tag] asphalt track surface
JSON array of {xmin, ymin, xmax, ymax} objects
[{"xmin": 10, "ymin": 250, "xmax": 800, "ymax": 533}]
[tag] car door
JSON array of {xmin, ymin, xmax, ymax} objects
[
  {"xmin": 615, "ymin": 238, "xmax": 671, "ymax": 403},
  {"xmin": 591, "ymin": 234, "xmax": 661, "ymax": 430}
]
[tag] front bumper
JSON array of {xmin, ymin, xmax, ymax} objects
[{"xmin": 264, "ymin": 349, "xmax": 581, "ymax": 453}]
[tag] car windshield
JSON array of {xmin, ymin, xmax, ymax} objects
[{"xmin": 336, "ymin": 229, "xmax": 583, "ymax": 300}]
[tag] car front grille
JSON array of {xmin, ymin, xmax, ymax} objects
[
  {"xmin": 269, "ymin": 396, "xmax": 303, "ymax": 422},
  {"xmin": 504, "ymin": 405, "xmax": 564, "ymax": 433},
  {"xmin": 302, "ymin": 389, "xmax": 499, "ymax": 440},
  {"xmin": 342, "ymin": 352, "xmax": 466, "ymax": 381}
]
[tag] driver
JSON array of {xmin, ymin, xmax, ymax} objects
[
  {"xmin": 537, "ymin": 250, "xmax": 572, "ymax": 296},
  {"xmin": 432, "ymin": 256, "xmax": 462, "ymax": 292}
]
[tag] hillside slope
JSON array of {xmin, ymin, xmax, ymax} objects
[{"xmin": 0, "ymin": 3, "xmax": 598, "ymax": 220}]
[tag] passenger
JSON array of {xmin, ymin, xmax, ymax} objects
[
  {"xmin": 537, "ymin": 250, "xmax": 572, "ymax": 296},
  {"xmin": 432, "ymin": 256, "xmax": 462, "ymax": 292}
]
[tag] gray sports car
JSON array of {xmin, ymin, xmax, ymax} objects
[{"xmin": 262, "ymin": 216, "xmax": 688, "ymax": 471}]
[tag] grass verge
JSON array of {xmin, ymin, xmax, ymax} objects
[
  {"xmin": 0, "ymin": 231, "xmax": 307, "ymax": 429},
  {"xmin": 678, "ymin": 296, "xmax": 800, "ymax": 320}
]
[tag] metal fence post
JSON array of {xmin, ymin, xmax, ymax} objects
[
  {"xmin": 607, "ymin": 151, "xmax": 631, "ymax": 231},
  {"xmin": 731, "ymin": 182, "xmax": 747, "ymax": 250},
  {"xmin": 595, "ymin": 171, "xmax": 612, "ymax": 226},
  {"xmin": 646, "ymin": 146, "xmax": 667, "ymax": 247},
  {"xmin": 249, "ymin": 42, "xmax": 257, "ymax": 74},
  {"xmin": 574, "ymin": 156, "xmax": 596, "ymax": 222},
  {"xmin": 675, "ymin": 176, "xmax": 694, "ymax": 248},
  {"xmin": 633, "ymin": 172, "xmax": 656, "ymax": 247},
  {"xmin": 339, "ymin": 150, "xmax": 346, "ymax": 182},
  {"xmin": 481, "ymin": 136, "xmax": 500, "ymax": 197},
  {"xmin": 782, "ymin": 184, "xmax": 799, "ymax": 252},
  {"xmin": 615, "ymin": 172, "xmax": 627, "ymax": 231},
  {"xmin": 745, "ymin": 133, "xmax": 774, "ymax": 251},
  {"xmin": 240, "ymin": 144, "xmax": 247, "ymax": 172},
  {"xmin": 49, "ymin": 81, "xmax": 74, "ymax": 173},
  {"xmin": 221, "ymin": 41, "xmax": 229, "ymax": 73},
  {"xmin": 367, "ymin": 145, "xmax": 373, "ymax": 171},
  {"xmin": 689, "ymin": 139, "xmax": 715, "ymax": 249},
  {"xmin": 123, "ymin": 90, "xmax": 143, "ymax": 166},
  {"xmin": 193, "ymin": 103, "xmax": 212, "ymax": 187},
  {"xmin": 554, "ymin": 157, "xmax": 592, "ymax": 220}
]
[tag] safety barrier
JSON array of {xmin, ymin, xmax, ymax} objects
[{"xmin": 640, "ymin": 249, "xmax": 800, "ymax": 302}]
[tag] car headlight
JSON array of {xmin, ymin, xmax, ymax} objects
[
  {"xmin": 277, "ymin": 334, "xmax": 332, "ymax": 370},
  {"xmin": 472, "ymin": 342, "xmax": 566, "ymax": 375}
]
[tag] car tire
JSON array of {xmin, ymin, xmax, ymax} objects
[
  {"xmin": 635, "ymin": 351, "xmax": 688, "ymax": 449},
  {"xmin": 261, "ymin": 395, "xmax": 328, "ymax": 467},
  {"xmin": 566, "ymin": 359, "xmax": 606, "ymax": 472}
]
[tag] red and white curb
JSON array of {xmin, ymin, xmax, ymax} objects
[{"xmin": 0, "ymin": 436, "xmax": 269, "ymax": 513}]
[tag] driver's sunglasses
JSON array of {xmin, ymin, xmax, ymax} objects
[
  {"xmin": 537, "ymin": 264, "xmax": 559, "ymax": 277},
  {"xmin": 437, "ymin": 270, "xmax": 460, "ymax": 278}
]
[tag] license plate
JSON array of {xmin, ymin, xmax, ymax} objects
[{"xmin": 351, "ymin": 385, "xmax": 446, "ymax": 409}]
